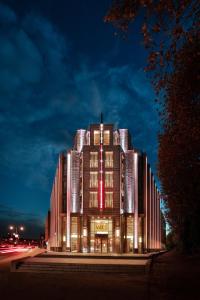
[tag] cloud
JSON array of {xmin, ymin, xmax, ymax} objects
[
  {"xmin": 0, "ymin": 3, "xmax": 159, "ymax": 210},
  {"xmin": 0, "ymin": 3, "xmax": 16, "ymax": 24},
  {"xmin": 0, "ymin": 4, "xmax": 71, "ymax": 188}
]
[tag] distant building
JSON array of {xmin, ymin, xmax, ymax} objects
[{"xmin": 46, "ymin": 120, "xmax": 164, "ymax": 253}]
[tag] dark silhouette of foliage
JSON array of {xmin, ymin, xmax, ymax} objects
[
  {"xmin": 105, "ymin": 0, "xmax": 200, "ymax": 252},
  {"xmin": 158, "ymin": 37, "xmax": 200, "ymax": 252},
  {"xmin": 166, "ymin": 230, "xmax": 176, "ymax": 250}
]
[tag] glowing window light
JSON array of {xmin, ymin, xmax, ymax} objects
[
  {"xmin": 90, "ymin": 152, "xmax": 98, "ymax": 168},
  {"xmin": 105, "ymin": 152, "xmax": 113, "ymax": 168},
  {"xmin": 90, "ymin": 171, "xmax": 98, "ymax": 188},
  {"xmin": 103, "ymin": 130, "xmax": 110, "ymax": 145},
  {"xmin": 94, "ymin": 130, "xmax": 100, "ymax": 145},
  {"xmin": 71, "ymin": 234, "xmax": 78, "ymax": 238},
  {"xmin": 105, "ymin": 171, "xmax": 113, "ymax": 188},
  {"xmin": 115, "ymin": 228, "xmax": 120, "ymax": 238},
  {"xmin": 83, "ymin": 228, "xmax": 87, "ymax": 237}
]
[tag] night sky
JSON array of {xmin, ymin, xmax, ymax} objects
[{"xmin": 0, "ymin": 0, "xmax": 159, "ymax": 238}]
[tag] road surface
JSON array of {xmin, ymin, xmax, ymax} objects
[{"xmin": 0, "ymin": 246, "xmax": 44, "ymax": 270}]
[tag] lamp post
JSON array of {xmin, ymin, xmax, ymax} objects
[{"xmin": 9, "ymin": 225, "xmax": 25, "ymax": 244}]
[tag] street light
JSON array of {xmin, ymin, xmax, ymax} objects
[{"xmin": 8, "ymin": 225, "xmax": 25, "ymax": 244}]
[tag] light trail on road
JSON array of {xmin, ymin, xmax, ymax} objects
[{"xmin": 0, "ymin": 246, "xmax": 34, "ymax": 254}]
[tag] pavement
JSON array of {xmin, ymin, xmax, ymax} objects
[{"xmin": 21, "ymin": 255, "xmax": 149, "ymax": 265}]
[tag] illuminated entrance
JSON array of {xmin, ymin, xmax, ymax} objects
[
  {"xmin": 95, "ymin": 235, "xmax": 108, "ymax": 253},
  {"xmin": 90, "ymin": 218, "xmax": 113, "ymax": 253}
]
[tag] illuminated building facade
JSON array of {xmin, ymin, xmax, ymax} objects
[{"xmin": 46, "ymin": 121, "xmax": 163, "ymax": 253}]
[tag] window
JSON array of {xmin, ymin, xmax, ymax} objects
[
  {"xmin": 126, "ymin": 216, "xmax": 134, "ymax": 252},
  {"xmin": 105, "ymin": 171, "xmax": 113, "ymax": 187},
  {"xmin": 90, "ymin": 172, "xmax": 98, "ymax": 188},
  {"xmin": 71, "ymin": 217, "xmax": 78, "ymax": 252},
  {"xmin": 105, "ymin": 192, "xmax": 113, "ymax": 208},
  {"xmin": 103, "ymin": 130, "xmax": 110, "ymax": 145},
  {"xmin": 105, "ymin": 152, "xmax": 113, "ymax": 168},
  {"xmin": 90, "ymin": 152, "xmax": 98, "ymax": 168},
  {"xmin": 89, "ymin": 192, "xmax": 98, "ymax": 208},
  {"xmin": 94, "ymin": 130, "xmax": 100, "ymax": 145}
]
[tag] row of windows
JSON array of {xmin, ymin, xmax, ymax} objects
[
  {"xmin": 89, "ymin": 192, "xmax": 113, "ymax": 208},
  {"xmin": 90, "ymin": 151, "xmax": 113, "ymax": 168},
  {"xmin": 90, "ymin": 171, "xmax": 113, "ymax": 188},
  {"xmin": 90, "ymin": 152, "xmax": 98, "ymax": 168},
  {"xmin": 94, "ymin": 130, "xmax": 110, "ymax": 145}
]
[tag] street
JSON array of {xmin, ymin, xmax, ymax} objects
[{"xmin": 0, "ymin": 245, "xmax": 33, "ymax": 260}]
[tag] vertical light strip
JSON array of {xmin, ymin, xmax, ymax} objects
[
  {"xmin": 157, "ymin": 189, "xmax": 159, "ymax": 248},
  {"xmin": 156, "ymin": 189, "xmax": 158, "ymax": 248},
  {"xmin": 77, "ymin": 129, "xmax": 86, "ymax": 152},
  {"xmin": 152, "ymin": 180, "xmax": 155, "ymax": 249},
  {"xmin": 55, "ymin": 169, "xmax": 58, "ymax": 247},
  {"xmin": 154, "ymin": 184, "xmax": 157, "ymax": 249},
  {"xmin": 159, "ymin": 193, "xmax": 161, "ymax": 248},
  {"xmin": 145, "ymin": 156, "xmax": 148, "ymax": 250},
  {"xmin": 125, "ymin": 151, "xmax": 134, "ymax": 213},
  {"xmin": 158, "ymin": 191, "xmax": 161, "ymax": 248},
  {"xmin": 154, "ymin": 185, "xmax": 157, "ymax": 249},
  {"xmin": 58, "ymin": 156, "xmax": 61, "ymax": 248},
  {"xmin": 154, "ymin": 183, "xmax": 156, "ymax": 249},
  {"xmin": 71, "ymin": 151, "xmax": 80, "ymax": 213},
  {"xmin": 66, "ymin": 152, "xmax": 71, "ymax": 249},
  {"xmin": 134, "ymin": 152, "xmax": 138, "ymax": 250},
  {"xmin": 151, "ymin": 174, "xmax": 154, "ymax": 249},
  {"xmin": 149, "ymin": 168, "xmax": 152, "ymax": 249},
  {"xmin": 99, "ymin": 123, "xmax": 104, "ymax": 210},
  {"xmin": 119, "ymin": 129, "xmax": 128, "ymax": 152},
  {"xmin": 156, "ymin": 187, "xmax": 160, "ymax": 249},
  {"xmin": 80, "ymin": 153, "xmax": 83, "ymax": 214},
  {"xmin": 119, "ymin": 153, "xmax": 122, "ymax": 213},
  {"xmin": 59, "ymin": 155, "xmax": 63, "ymax": 247},
  {"xmin": 151, "ymin": 177, "xmax": 153, "ymax": 249}
]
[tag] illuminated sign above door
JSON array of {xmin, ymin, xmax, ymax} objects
[{"xmin": 94, "ymin": 220, "xmax": 108, "ymax": 234}]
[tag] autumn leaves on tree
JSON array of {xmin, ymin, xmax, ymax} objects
[{"xmin": 105, "ymin": 0, "xmax": 200, "ymax": 252}]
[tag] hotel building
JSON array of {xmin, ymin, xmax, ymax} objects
[{"xmin": 46, "ymin": 121, "xmax": 163, "ymax": 253}]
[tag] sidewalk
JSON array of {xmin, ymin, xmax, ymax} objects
[{"xmin": 149, "ymin": 250, "xmax": 200, "ymax": 299}]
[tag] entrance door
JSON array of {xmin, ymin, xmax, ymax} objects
[
  {"xmin": 101, "ymin": 237, "xmax": 108, "ymax": 253},
  {"xmin": 95, "ymin": 235, "xmax": 108, "ymax": 253}
]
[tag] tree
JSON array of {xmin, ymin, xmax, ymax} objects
[
  {"xmin": 105, "ymin": 1, "xmax": 200, "ymax": 252},
  {"xmin": 158, "ymin": 36, "xmax": 200, "ymax": 252}
]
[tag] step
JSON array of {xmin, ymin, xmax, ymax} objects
[{"xmin": 15, "ymin": 262, "xmax": 147, "ymax": 274}]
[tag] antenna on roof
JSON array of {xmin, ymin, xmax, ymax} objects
[{"xmin": 100, "ymin": 112, "xmax": 103, "ymax": 124}]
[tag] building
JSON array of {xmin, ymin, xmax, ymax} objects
[{"xmin": 46, "ymin": 120, "xmax": 163, "ymax": 253}]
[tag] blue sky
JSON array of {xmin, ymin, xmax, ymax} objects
[{"xmin": 0, "ymin": 0, "xmax": 159, "ymax": 238}]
